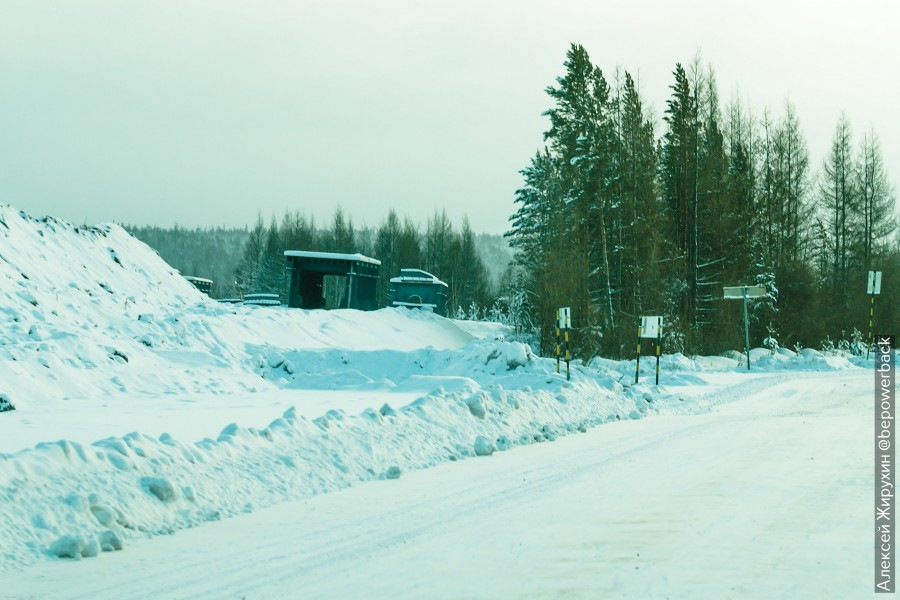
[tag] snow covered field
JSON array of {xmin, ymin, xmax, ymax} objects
[{"xmin": 0, "ymin": 206, "xmax": 884, "ymax": 597}]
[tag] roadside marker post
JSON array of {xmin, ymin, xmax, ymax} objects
[
  {"xmin": 867, "ymin": 270, "xmax": 882, "ymax": 359},
  {"xmin": 656, "ymin": 326, "xmax": 661, "ymax": 386},
  {"xmin": 557, "ymin": 307, "xmax": 571, "ymax": 381},
  {"xmin": 555, "ymin": 323, "xmax": 561, "ymax": 375},
  {"xmin": 636, "ymin": 316, "xmax": 663, "ymax": 385},
  {"xmin": 634, "ymin": 325, "xmax": 642, "ymax": 385},
  {"xmin": 723, "ymin": 285, "xmax": 767, "ymax": 370}
]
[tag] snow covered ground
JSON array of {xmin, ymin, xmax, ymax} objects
[
  {"xmin": 0, "ymin": 205, "xmax": 885, "ymax": 597},
  {"xmin": 1, "ymin": 371, "xmax": 872, "ymax": 599}
]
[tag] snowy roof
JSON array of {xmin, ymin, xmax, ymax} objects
[
  {"xmin": 284, "ymin": 250, "xmax": 381, "ymax": 266},
  {"xmin": 392, "ymin": 300, "xmax": 437, "ymax": 308},
  {"xmin": 183, "ymin": 276, "xmax": 213, "ymax": 284},
  {"xmin": 389, "ymin": 269, "xmax": 448, "ymax": 287}
]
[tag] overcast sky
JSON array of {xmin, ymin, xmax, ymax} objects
[{"xmin": 1, "ymin": 0, "xmax": 897, "ymax": 234}]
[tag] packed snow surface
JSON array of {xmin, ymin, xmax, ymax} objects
[
  {"xmin": 1, "ymin": 371, "xmax": 872, "ymax": 599},
  {"xmin": 0, "ymin": 205, "xmax": 881, "ymax": 582}
]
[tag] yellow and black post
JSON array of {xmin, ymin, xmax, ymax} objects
[
  {"xmin": 867, "ymin": 294, "xmax": 876, "ymax": 360},
  {"xmin": 555, "ymin": 315, "xmax": 561, "ymax": 374},
  {"xmin": 564, "ymin": 319, "xmax": 570, "ymax": 381},
  {"xmin": 634, "ymin": 324, "xmax": 642, "ymax": 385},
  {"xmin": 655, "ymin": 327, "xmax": 661, "ymax": 386}
]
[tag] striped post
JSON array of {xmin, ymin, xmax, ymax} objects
[
  {"xmin": 556, "ymin": 321, "xmax": 561, "ymax": 374},
  {"xmin": 655, "ymin": 328, "xmax": 661, "ymax": 386},
  {"xmin": 867, "ymin": 294, "xmax": 875, "ymax": 360},
  {"xmin": 635, "ymin": 325, "xmax": 642, "ymax": 384}
]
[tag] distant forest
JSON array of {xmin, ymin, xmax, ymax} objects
[
  {"xmin": 124, "ymin": 225, "xmax": 249, "ymax": 298},
  {"xmin": 507, "ymin": 44, "xmax": 899, "ymax": 358},
  {"xmin": 125, "ymin": 212, "xmax": 514, "ymax": 317}
]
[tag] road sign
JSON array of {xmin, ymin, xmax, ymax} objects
[
  {"xmin": 723, "ymin": 284, "xmax": 767, "ymax": 370},
  {"xmin": 868, "ymin": 271, "xmax": 882, "ymax": 295},
  {"xmin": 723, "ymin": 285, "xmax": 767, "ymax": 299},
  {"xmin": 557, "ymin": 307, "xmax": 571, "ymax": 329},
  {"xmin": 640, "ymin": 316, "xmax": 662, "ymax": 338}
]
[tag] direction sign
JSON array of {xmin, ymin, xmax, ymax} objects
[
  {"xmin": 868, "ymin": 271, "xmax": 882, "ymax": 295},
  {"xmin": 723, "ymin": 284, "xmax": 767, "ymax": 370},
  {"xmin": 557, "ymin": 306, "xmax": 571, "ymax": 329},
  {"xmin": 640, "ymin": 316, "xmax": 662, "ymax": 338},
  {"xmin": 723, "ymin": 285, "xmax": 767, "ymax": 299}
]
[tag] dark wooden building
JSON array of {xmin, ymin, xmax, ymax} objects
[
  {"xmin": 284, "ymin": 251, "xmax": 380, "ymax": 311},
  {"xmin": 390, "ymin": 269, "xmax": 448, "ymax": 316},
  {"xmin": 184, "ymin": 276, "xmax": 213, "ymax": 296}
]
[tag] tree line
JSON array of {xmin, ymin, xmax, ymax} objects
[
  {"xmin": 128, "ymin": 212, "xmax": 512, "ymax": 316},
  {"xmin": 507, "ymin": 44, "xmax": 898, "ymax": 359},
  {"xmin": 234, "ymin": 208, "xmax": 500, "ymax": 315}
]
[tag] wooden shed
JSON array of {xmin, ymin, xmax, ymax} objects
[{"xmin": 284, "ymin": 251, "xmax": 380, "ymax": 311}]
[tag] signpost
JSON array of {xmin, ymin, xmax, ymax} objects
[
  {"xmin": 723, "ymin": 285, "xmax": 767, "ymax": 370},
  {"xmin": 635, "ymin": 316, "xmax": 663, "ymax": 385},
  {"xmin": 556, "ymin": 307, "xmax": 571, "ymax": 381},
  {"xmin": 867, "ymin": 271, "xmax": 882, "ymax": 359}
]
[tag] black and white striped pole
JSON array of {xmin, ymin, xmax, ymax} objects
[
  {"xmin": 867, "ymin": 270, "xmax": 882, "ymax": 359},
  {"xmin": 634, "ymin": 324, "xmax": 642, "ymax": 385}
]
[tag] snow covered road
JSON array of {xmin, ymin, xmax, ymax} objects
[{"xmin": 2, "ymin": 371, "xmax": 872, "ymax": 599}]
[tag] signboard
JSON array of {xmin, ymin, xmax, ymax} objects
[
  {"xmin": 868, "ymin": 271, "xmax": 883, "ymax": 295},
  {"xmin": 640, "ymin": 316, "xmax": 662, "ymax": 338},
  {"xmin": 557, "ymin": 307, "xmax": 571, "ymax": 329},
  {"xmin": 723, "ymin": 285, "xmax": 767, "ymax": 299},
  {"xmin": 723, "ymin": 284, "xmax": 767, "ymax": 371}
]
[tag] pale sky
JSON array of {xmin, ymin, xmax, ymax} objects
[{"xmin": 1, "ymin": 0, "xmax": 897, "ymax": 234}]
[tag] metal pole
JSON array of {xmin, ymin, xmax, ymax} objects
[
  {"xmin": 635, "ymin": 325, "xmax": 642, "ymax": 384},
  {"xmin": 868, "ymin": 294, "xmax": 875, "ymax": 360},
  {"xmin": 655, "ymin": 326, "xmax": 661, "ymax": 386},
  {"xmin": 743, "ymin": 287, "xmax": 751, "ymax": 371},
  {"xmin": 564, "ymin": 324, "xmax": 570, "ymax": 381},
  {"xmin": 556, "ymin": 321, "xmax": 561, "ymax": 374}
]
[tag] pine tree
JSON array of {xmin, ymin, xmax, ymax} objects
[
  {"xmin": 819, "ymin": 114, "xmax": 858, "ymax": 312},
  {"xmin": 375, "ymin": 210, "xmax": 403, "ymax": 305},
  {"xmin": 235, "ymin": 213, "xmax": 266, "ymax": 295},
  {"xmin": 661, "ymin": 63, "xmax": 699, "ymax": 346},
  {"xmin": 329, "ymin": 207, "xmax": 355, "ymax": 253},
  {"xmin": 857, "ymin": 128, "xmax": 897, "ymax": 273}
]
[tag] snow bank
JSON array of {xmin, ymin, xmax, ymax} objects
[
  {"xmin": 1, "ymin": 358, "xmax": 652, "ymax": 570},
  {"xmin": 592, "ymin": 346, "xmax": 863, "ymax": 378}
]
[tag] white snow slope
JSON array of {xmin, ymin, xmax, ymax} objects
[{"xmin": 0, "ymin": 205, "xmax": 877, "ymax": 581}]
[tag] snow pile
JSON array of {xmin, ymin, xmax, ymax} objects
[
  {"xmin": 0, "ymin": 204, "xmax": 478, "ymax": 450},
  {"xmin": 749, "ymin": 347, "xmax": 857, "ymax": 371},
  {"xmin": 592, "ymin": 346, "xmax": 862, "ymax": 377},
  {"xmin": 1, "ymin": 338, "xmax": 651, "ymax": 570}
]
